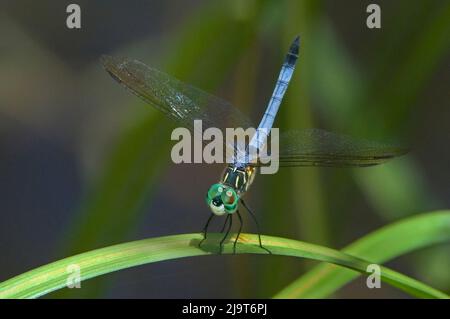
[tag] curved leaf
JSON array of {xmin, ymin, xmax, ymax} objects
[
  {"xmin": 0, "ymin": 232, "xmax": 447, "ymax": 299},
  {"xmin": 274, "ymin": 210, "xmax": 450, "ymax": 298}
]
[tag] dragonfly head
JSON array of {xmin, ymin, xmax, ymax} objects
[{"xmin": 206, "ymin": 183, "xmax": 239, "ymax": 216}]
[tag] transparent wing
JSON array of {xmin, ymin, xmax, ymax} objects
[
  {"xmin": 254, "ymin": 128, "xmax": 408, "ymax": 167},
  {"xmin": 101, "ymin": 55, "xmax": 254, "ymax": 160}
]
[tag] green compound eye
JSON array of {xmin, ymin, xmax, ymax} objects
[
  {"xmin": 221, "ymin": 188, "xmax": 239, "ymax": 213},
  {"xmin": 206, "ymin": 183, "xmax": 224, "ymax": 202},
  {"xmin": 205, "ymin": 184, "xmax": 239, "ymax": 215}
]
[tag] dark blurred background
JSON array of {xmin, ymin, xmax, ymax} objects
[{"xmin": 0, "ymin": 0, "xmax": 449, "ymax": 298}]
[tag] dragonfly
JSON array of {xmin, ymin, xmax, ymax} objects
[{"xmin": 101, "ymin": 36, "xmax": 407, "ymax": 254}]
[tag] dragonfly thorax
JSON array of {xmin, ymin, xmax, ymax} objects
[{"xmin": 221, "ymin": 165, "xmax": 256, "ymax": 195}]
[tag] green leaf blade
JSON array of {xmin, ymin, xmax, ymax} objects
[
  {"xmin": 274, "ymin": 210, "xmax": 450, "ymax": 298},
  {"xmin": 1, "ymin": 228, "xmax": 448, "ymax": 299}
]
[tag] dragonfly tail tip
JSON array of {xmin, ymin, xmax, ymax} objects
[{"xmin": 289, "ymin": 36, "xmax": 300, "ymax": 56}]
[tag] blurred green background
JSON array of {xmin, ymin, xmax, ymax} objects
[{"xmin": 0, "ymin": 0, "xmax": 449, "ymax": 298}]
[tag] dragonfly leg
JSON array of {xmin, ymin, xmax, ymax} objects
[
  {"xmin": 240, "ymin": 199, "xmax": 271, "ymax": 254},
  {"xmin": 219, "ymin": 215, "xmax": 233, "ymax": 254},
  {"xmin": 233, "ymin": 210, "xmax": 243, "ymax": 254},
  {"xmin": 220, "ymin": 214, "xmax": 230, "ymax": 233},
  {"xmin": 198, "ymin": 213, "xmax": 215, "ymax": 248}
]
